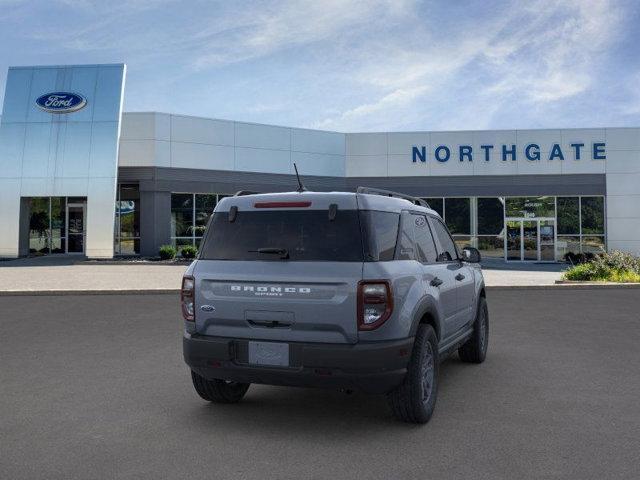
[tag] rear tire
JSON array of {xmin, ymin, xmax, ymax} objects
[
  {"xmin": 458, "ymin": 296, "xmax": 489, "ymax": 364},
  {"xmin": 387, "ymin": 324, "xmax": 438, "ymax": 424},
  {"xmin": 191, "ymin": 370, "xmax": 250, "ymax": 403}
]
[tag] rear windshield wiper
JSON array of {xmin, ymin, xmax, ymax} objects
[{"xmin": 248, "ymin": 247, "xmax": 290, "ymax": 259}]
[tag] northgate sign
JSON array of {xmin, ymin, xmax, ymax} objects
[{"xmin": 411, "ymin": 142, "xmax": 606, "ymax": 163}]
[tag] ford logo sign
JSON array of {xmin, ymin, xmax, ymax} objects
[{"xmin": 35, "ymin": 92, "xmax": 87, "ymax": 114}]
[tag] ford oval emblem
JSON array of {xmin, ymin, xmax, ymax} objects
[
  {"xmin": 200, "ymin": 305, "xmax": 215, "ymax": 312},
  {"xmin": 35, "ymin": 92, "xmax": 87, "ymax": 114}
]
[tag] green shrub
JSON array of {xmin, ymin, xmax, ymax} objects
[
  {"xmin": 563, "ymin": 252, "xmax": 595, "ymax": 264},
  {"xmin": 159, "ymin": 245, "xmax": 177, "ymax": 260},
  {"xmin": 594, "ymin": 250, "xmax": 640, "ymax": 273},
  {"xmin": 608, "ymin": 270, "xmax": 640, "ymax": 283},
  {"xmin": 180, "ymin": 245, "xmax": 198, "ymax": 259},
  {"xmin": 563, "ymin": 250, "xmax": 640, "ymax": 282},
  {"xmin": 563, "ymin": 263, "xmax": 596, "ymax": 281}
]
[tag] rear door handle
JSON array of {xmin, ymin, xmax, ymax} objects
[
  {"xmin": 430, "ymin": 277, "xmax": 443, "ymax": 287},
  {"xmin": 455, "ymin": 273, "xmax": 465, "ymax": 281}
]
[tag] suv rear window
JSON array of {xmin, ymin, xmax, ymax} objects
[
  {"xmin": 200, "ymin": 210, "xmax": 364, "ymax": 261},
  {"xmin": 199, "ymin": 209, "xmax": 400, "ymax": 262}
]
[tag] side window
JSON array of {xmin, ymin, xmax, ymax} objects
[
  {"xmin": 429, "ymin": 217, "xmax": 458, "ymax": 262},
  {"xmin": 360, "ymin": 210, "xmax": 400, "ymax": 261},
  {"xmin": 412, "ymin": 214, "xmax": 438, "ymax": 263},
  {"xmin": 395, "ymin": 211, "xmax": 416, "ymax": 260}
]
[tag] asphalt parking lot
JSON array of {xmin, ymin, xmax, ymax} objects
[{"xmin": 1, "ymin": 289, "xmax": 640, "ymax": 480}]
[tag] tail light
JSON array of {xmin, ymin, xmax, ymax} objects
[
  {"xmin": 357, "ymin": 280, "xmax": 393, "ymax": 330},
  {"xmin": 181, "ymin": 276, "xmax": 195, "ymax": 321}
]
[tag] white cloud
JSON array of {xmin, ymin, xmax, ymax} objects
[
  {"xmin": 617, "ymin": 71, "xmax": 640, "ymax": 116},
  {"xmin": 314, "ymin": 0, "xmax": 625, "ymax": 130},
  {"xmin": 313, "ymin": 85, "xmax": 429, "ymax": 130},
  {"xmin": 190, "ymin": 0, "xmax": 414, "ymax": 69},
  {"xmin": 482, "ymin": 0, "xmax": 622, "ymax": 104},
  {"xmin": 2, "ymin": 0, "xmax": 631, "ymax": 130}
]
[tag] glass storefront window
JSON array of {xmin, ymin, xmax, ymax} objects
[
  {"xmin": 171, "ymin": 193, "xmax": 228, "ymax": 248},
  {"xmin": 430, "ymin": 194, "xmax": 608, "ymax": 261},
  {"xmin": 50, "ymin": 235, "xmax": 66, "ymax": 254},
  {"xmin": 165, "ymin": 193, "xmax": 610, "ymax": 261},
  {"xmin": 477, "ymin": 198, "xmax": 503, "ymax": 235},
  {"xmin": 445, "ymin": 198, "xmax": 470, "ymax": 235},
  {"xmin": 582, "ymin": 236, "xmax": 606, "ymax": 254},
  {"xmin": 119, "ymin": 185, "xmax": 140, "ymax": 238},
  {"xmin": 171, "ymin": 193, "xmax": 193, "ymax": 238},
  {"xmin": 194, "ymin": 194, "xmax": 217, "ymax": 239},
  {"xmin": 27, "ymin": 196, "xmax": 83, "ymax": 255},
  {"xmin": 452, "ymin": 235, "xmax": 472, "ymax": 254},
  {"xmin": 50, "ymin": 197, "xmax": 65, "ymax": 240},
  {"xmin": 556, "ymin": 196, "xmax": 606, "ymax": 257},
  {"xmin": 423, "ymin": 198, "xmax": 443, "ymax": 217},
  {"xmin": 174, "ymin": 238, "xmax": 194, "ymax": 249},
  {"xmin": 114, "ymin": 184, "xmax": 140, "ymax": 255},
  {"xmin": 557, "ymin": 197, "xmax": 579, "ymax": 235},
  {"xmin": 581, "ymin": 197, "xmax": 605, "ymax": 234},
  {"xmin": 118, "ymin": 239, "xmax": 139, "ymax": 255},
  {"xmin": 477, "ymin": 235, "xmax": 504, "ymax": 258},
  {"xmin": 505, "ymin": 220, "xmax": 522, "ymax": 260},
  {"xmin": 29, "ymin": 198, "xmax": 50, "ymax": 254},
  {"xmin": 557, "ymin": 236, "xmax": 581, "ymax": 259},
  {"xmin": 505, "ymin": 196, "xmax": 555, "ymax": 218}
]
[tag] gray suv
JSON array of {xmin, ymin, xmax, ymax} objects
[{"xmin": 182, "ymin": 187, "xmax": 488, "ymax": 423}]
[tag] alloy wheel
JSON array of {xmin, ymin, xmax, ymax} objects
[{"xmin": 421, "ymin": 342, "xmax": 435, "ymax": 403}]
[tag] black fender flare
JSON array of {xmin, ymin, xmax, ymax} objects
[
  {"xmin": 476, "ymin": 282, "xmax": 487, "ymax": 315},
  {"xmin": 409, "ymin": 295, "xmax": 443, "ymax": 341}
]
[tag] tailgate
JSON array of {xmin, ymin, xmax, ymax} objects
[{"xmin": 194, "ymin": 260, "xmax": 362, "ymax": 344}]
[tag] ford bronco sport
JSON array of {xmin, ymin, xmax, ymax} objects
[{"xmin": 182, "ymin": 187, "xmax": 488, "ymax": 423}]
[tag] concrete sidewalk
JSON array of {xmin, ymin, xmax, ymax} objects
[
  {"xmin": 482, "ymin": 268, "xmax": 563, "ymax": 287},
  {"xmin": 0, "ymin": 256, "xmax": 566, "ymax": 293},
  {"xmin": 0, "ymin": 257, "xmax": 188, "ymax": 294},
  {"xmin": 481, "ymin": 258, "xmax": 565, "ymax": 286}
]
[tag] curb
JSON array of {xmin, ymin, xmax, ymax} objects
[
  {"xmin": 78, "ymin": 261, "xmax": 191, "ymax": 266},
  {"xmin": 0, "ymin": 289, "xmax": 180, "ymax": 296},
  {"xmin": 555, "ymin": 280, "xmax": 640, "ymax": 286},
  {"xmin": 488, "ymin": 283, "xmax": 640, "ymax": 290},
  {"xmin": 2, "ymin": 283, "xmax": 640, "ymax": 296}
]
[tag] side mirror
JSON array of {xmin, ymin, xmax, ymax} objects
[{"xmin": 462, "ymin": 247, "xmax": 481, "ymax": 263}]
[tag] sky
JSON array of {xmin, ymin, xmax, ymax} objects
[{"xmin": 0, "ymin": 0, "xmax": 639, "ymax": 132}]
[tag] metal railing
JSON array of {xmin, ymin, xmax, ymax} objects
[{"xmin": 356, "ymin": 187, "xmax": 431, "ymax": 209}]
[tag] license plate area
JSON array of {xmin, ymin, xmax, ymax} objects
[{"xmin": 248, "ymin": 341, "xmax": 290, "ymax": 367}]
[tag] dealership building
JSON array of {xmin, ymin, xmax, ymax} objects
[{"xmin": 1, "ymin": 63, "xmax": 639, "ymax": 262}]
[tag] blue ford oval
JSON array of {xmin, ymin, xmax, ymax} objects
[{"xmin": 35, "ymin": 92, "xmax": 87, "ymax": 114}]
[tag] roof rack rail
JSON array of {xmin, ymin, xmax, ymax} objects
[
  {"xmin": 233, "ymin": 190, "xmax": 260, "ymax": 197},
  {"xmin": 356, "ymin": 187, "xmax": 430, "ymax": 209}
]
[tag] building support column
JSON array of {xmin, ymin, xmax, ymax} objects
[
  {"xmin": 139, "ymin": 189, "xmax": 171, "ymax": 257},
  {"xmin": 18, "ymin": 197, "xmax": 31, "ymax": 256},
  {"xmin": 0, "ymin": 180, "xmax": 20, "ymax": 258}
]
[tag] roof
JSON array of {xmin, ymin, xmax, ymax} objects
[{"xmin": 215, "ymin": 190, "xmax": 437, "ymax": 216}]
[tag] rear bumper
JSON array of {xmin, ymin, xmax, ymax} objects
[{"xmin": 183, "ymin": 332, "xmax": 414, "ymax": 394}]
